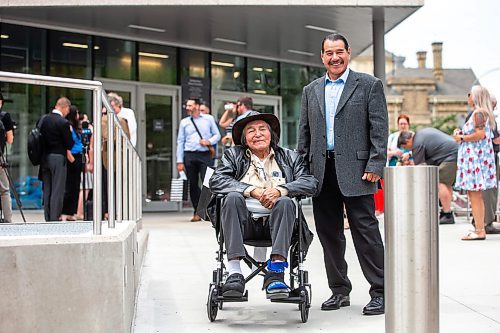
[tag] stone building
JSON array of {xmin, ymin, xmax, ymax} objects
[{"xmin": 351, "ymin": 42, "xmax": 477, "ymax": 131}]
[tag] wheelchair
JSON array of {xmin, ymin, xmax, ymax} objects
[{"xmin": 206, "ymin": 195, "xmax": 312, "ymax": 323}]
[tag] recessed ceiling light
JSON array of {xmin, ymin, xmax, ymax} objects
[
  {"xmin": 288, "ymin": 49, "xmax": 315, "ymax": 57},
  {"xmin": 252, "ymin": 67, "xmax": 263, "ymax": 72},
  {"xmin": 305, "ymin": 25, "xmax": 337, "ymax": 34},
  {"xmin": 253, "ymin": 90, "xmax": 267, "ymax": 95},
  {"xmin": 213, "ymin": 38, "xmax": 247, "ymax": 46},
  {"xmin": 62, "ymin": 42, "xmax": 99, "ymax": 50},
  {"xmin": 0, "ymin": 34, "xmax": 9, "ymax": 39},
  {"xmin": 62, "ymin": 42, "xmax": 89, "ymax": 49},
  {"xmin": 139, "ymin": 52, "xmax": 169, "ymax": 59},
  {"xmin": 128, "ymin": 24, "xmax": 165, "ymax": 33},
  {"xmin": 265, "ymin": 68, "xmax": 273, "ymax": 73},
  {"xmin": 211, "ymin": 61, "xmax": 235, "ymax": 67}
]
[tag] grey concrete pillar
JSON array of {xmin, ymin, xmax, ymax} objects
[{"xmin": 372, "ymin": 7, "xmax": 386, "ymax": 84}]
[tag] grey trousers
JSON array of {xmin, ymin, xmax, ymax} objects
[
  {"xmin": 221, "ymin": 192, "xmax": 295, "ymax": 260},
  {"xmin": 41, "ymin": 154, "xmax": 67, "ymax": 221},
  {"xmin": 0, "ymin": 167, "xmax": 12, "ymax": 222},
  {"xmin": 483, "ymin": 159, "xmax": 500, "ymax": 226},
  {"xmin": 483, "ymin": 187, "xmax": 498, "ymax": 226}
]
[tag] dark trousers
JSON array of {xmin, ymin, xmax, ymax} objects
[
  {"xmin": 62, "ymin": 153, "xmax": 82, "ymax": 215},
  {"xmin": 41, "ymin": 153, "xmax": 67, "ymax": 221},
  {"xmin": 184, "ymin": 151, "xmax": 212, "ymax": 210},
  {"xmin": 313, "ymin": 158, "xmax": 384, "ymax": 298},
  {"xmin": 221, "ymin": 193, "xmax": 295, "ymax": 260}
]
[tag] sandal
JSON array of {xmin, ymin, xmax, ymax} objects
[{"xmin": 462, "ymin": 229, "xmax": 486, "ymax": 241}]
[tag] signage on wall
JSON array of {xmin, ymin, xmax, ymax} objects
[{"xmin": 181, "ymin": 76, "xmax": 210, "ymax": 117}]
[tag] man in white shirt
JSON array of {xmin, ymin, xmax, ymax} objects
[{"xmin": 107, "ymin": 92, "xmax": 138, "ymax": 147}]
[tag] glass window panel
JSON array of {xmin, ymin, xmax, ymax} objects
[
  {"xmin": 0, "ymin": 24, "xmax": 46, "ymax": 210},
  {"xmin": 308, "ymin": 66, "xmax": 325, "ymax": 82},
  {"xmin": 94, "ymin": 37, "xmax": 135, "ymax": 80},
  {"xmin": 145, "ymin": 94, "xmax": 173, "ymax": 202},
  {"xmin": 280, "ymin": 63, "xmax": 309, "ymax": 148},
  {"xmin": 0, "ymin": 82, "xmax": 45, "ymax": 210},
  {"xmin": 180, "ymin": 49, "xmax": 208, "ymax": 78},
  {"xmin": 211, "ymin": 53, "xmax": 245, "ymax": 92},
  {"xmin": 47, "ymin": 88, "xmax": 92, "ymax": 116},
  {"xmin": 48, "ymin": 30, "xmax": 91, "ymax": 79},
  {"xmin": 139, "ymin": 43, "xmax": 177, "ymax": 85},
  {"xmin": 247, "ymin": 58, "xmax": 279, "ymax": 95},
  {"xmin": 0, "ymin": 23, "xmax": 44, "ymax": 74}
]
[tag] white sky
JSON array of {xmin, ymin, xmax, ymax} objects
[{"xmin": 385, "ymin": 0, "xmax": 500, "ymax": 100}]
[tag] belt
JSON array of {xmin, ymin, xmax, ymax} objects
[
  {"xmin": 326, "ymin": 150, "xmax": 336, "ymax": 159},
  {"xmin": 184, "ymin": 150, "xmax": 208, "ymax": 153}
]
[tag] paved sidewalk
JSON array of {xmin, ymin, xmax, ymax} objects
[{"xmin": 133, "ymin": 208, "xmax": 500, "ymax": 332}]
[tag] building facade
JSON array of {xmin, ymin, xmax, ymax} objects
[
  {"xmin": 351, "ymin": 42, "xmax": 476, "ymax": 132},
  {"xmin": 0, "ymin": 2, "xmax": 423, "ymax": 210}
]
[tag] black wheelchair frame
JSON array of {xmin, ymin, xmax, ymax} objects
[{"xmin": 206, "ymin": 195, "xmax": 312, "ymax": 323}]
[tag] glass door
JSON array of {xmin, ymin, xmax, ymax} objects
[{"xmin": 139, "ymin": 86, "xmax": 180, "ymax": 211}]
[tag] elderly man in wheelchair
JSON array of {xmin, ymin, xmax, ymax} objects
[{"xmin": 209, "ymin": 111, "xmax": 318, "ymax": 301}]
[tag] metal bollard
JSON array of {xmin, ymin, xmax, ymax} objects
[{"xmin": 384, "ymin": 166, "xmax": 439, "ymax": 333}]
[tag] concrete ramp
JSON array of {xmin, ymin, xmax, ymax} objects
[{"xmin": 0, "ymin": 221, "xmax": 148, "ymax": 333}]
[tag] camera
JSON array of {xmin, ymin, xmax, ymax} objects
[
  {"xmin": 224, "ymin": 103, "xmax": 234, "ymax": 111},
  {"xmin": 81, "ymin": 121, "xmax": 92, "ymax": 148}
]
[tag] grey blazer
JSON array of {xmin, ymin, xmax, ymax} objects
[{"xmin": 298, "ymin": 70, "xmax": 388, "ymax": 197}]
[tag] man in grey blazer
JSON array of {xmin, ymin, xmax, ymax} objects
[{"xmin": 298, "ymin": 33, "xmax": 388, "ymax": 315}]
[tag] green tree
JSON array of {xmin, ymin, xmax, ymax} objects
[{"xmin": 429, "ymin": 114, "xmax": 457, "ymax": 135}]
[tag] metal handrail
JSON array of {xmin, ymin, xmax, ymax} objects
[{"xmin": 0, "ymin": 71, "xmax": 142, "ymax": 234}]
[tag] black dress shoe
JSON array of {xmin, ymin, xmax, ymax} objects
[
  {"xmin": 439, "ymin": 212, "xmax": 455, "ymax": 225},
  {"xmin": 321, "ymin": 294, "xmax": 350, "ymax": 310},
  {"xmin": 222, "ymin": 273, "xmax": 245, "ymax": 297},
  {"xmin": 486, "ymin": 225, "xmax": 500, "ymax": 234},
  {"xmin": 363, "ymin": 296, "xmax": 384, "ymax": 315}
]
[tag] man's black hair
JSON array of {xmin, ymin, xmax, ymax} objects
[
  {"xmin": 188, "ymin": 98, "xmax": 201, "ymax": 105},
  {"xmin": 321, "ymin": 33, "xmax": 350, "ymax": 53}
]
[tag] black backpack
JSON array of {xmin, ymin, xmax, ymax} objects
[
  {"xmin": 0, "ymin": 111, "xmax": 6, "ymax": 153},
  {"xmin": 27, "ymin": 115, "xmax": 47, "ymax": 166}
]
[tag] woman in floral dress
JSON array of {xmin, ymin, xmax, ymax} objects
[{"xmin": 454, "ymin": 85, "xmax": 497, "ymax": 240}]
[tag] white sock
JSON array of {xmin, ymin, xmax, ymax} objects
[{"xmin": 227, "ymin": 259, "xmax": 242, "ymax": 276}]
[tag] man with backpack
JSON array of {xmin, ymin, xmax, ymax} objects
[
  {"xmin": 39, "ymin": 97, "xmax": 74, "ymax": 221},
  {"xmin": 0, "ymin": 93, "xmax": 15, "ymax": 223}
]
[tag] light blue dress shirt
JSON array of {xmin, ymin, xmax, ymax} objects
[
  {"xmin": 325, "ymin": 68, "xmax": 350, "ymax": 150},
  {"xmin": 176, "ymin": 113, "xmax": 221, "ymax": 163}
]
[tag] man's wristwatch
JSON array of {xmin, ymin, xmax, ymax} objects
[{"xmin": 460, "ymin": 135, "xmax": 464, "ymax": 142}]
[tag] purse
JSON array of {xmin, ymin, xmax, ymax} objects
[{"xmin": 190, "ymin": 117, "xmax": 216, "ymax": 159}]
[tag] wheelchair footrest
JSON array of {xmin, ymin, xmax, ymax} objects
[
  {"xmin": 217, "ymin": 290, "xmax": 248, "ymax": 302},
  {"xmin": 270, "ymin": 296, "xmax": 304, "ymax": 304}
]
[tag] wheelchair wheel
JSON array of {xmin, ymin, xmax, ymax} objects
[
  {"xmin": 299, "ymin": 288, "xmax": 310, "ymax": 323},
  {"xmin": 207, "ymin": 285, "xmax": 219, "ymax": 322}
]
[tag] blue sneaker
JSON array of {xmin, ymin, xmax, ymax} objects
[{"xmin": 263, "ymin": 260, "xmax": 290, "ymax": 299}]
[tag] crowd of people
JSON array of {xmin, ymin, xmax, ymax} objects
[
  {"xmin": 0, "ymin": 92, "xmax": 137, "ymax": 223},
  {"xmin": 393, "ymin": 85, "xmax": 500, "ymax": 238}
]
